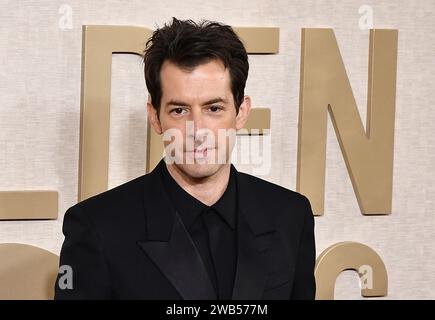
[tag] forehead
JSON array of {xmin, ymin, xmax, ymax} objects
[{"xmin": 159, "ymin": 59, "xmax": 232, "ymax": 101}]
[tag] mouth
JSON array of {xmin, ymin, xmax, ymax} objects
[{"xmin": 187, "ymin": 148, "xmax": 214, "ymax": 159}]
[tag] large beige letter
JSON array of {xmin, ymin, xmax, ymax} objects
[
  {"xmin": 0, "ymin": 243, "xmax": 59, "ymax": 299},
  {"xmin": 297, "ymin": 29, "xmax": 398, "ymax": 215},
  {"xmin": 0, "ymin": 191, "xmax": 58, "ymax": 220},
  {"xmin": 315, "ymin": 241, "xmax": 388, "ymax": 300}
]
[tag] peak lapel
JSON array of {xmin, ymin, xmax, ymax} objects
[
  {"xmin": 231, "ymin": 168, "xmax": 277, "ymax": 300},
  {"xmin": 137, "ymin": 160, "xmax": 216, "ymax": 299}
]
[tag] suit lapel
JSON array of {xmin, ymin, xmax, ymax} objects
[
  {"xmin": 137, "ymin": 160, "xmax": 216, "ymax": 299},
  {"xmin": 231, "ymin": 169, "xmax": 277, "ymax": 299},
  {"xmin": 230, "ymin": 209, "xmax": 274, "ymax": 299}
]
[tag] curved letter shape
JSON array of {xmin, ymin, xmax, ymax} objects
[
  {"xmin": 0, "ymin": 243, "xmax": 59, "ymax": 299},
  {"xmin": 315, "ymin": 241, "xmax": 388, "ymax": 299}
]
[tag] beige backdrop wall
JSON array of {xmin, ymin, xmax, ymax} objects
[{"xmin": 1, "ymin": 0, "xmax": 434, "ymax": 299}]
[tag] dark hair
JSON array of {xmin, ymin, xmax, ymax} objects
[{"xmin": 143, "ymin": 17, "xmax": 249, "ymax": 115}]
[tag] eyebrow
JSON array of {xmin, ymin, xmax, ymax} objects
[{"xmin": 165, "ymin": 97, "xmax": 228, "ymax": 108}]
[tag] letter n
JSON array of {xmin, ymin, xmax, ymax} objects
[{"xmin": 297, "ymin": 29, "xmax": 398, "ymax": 215}]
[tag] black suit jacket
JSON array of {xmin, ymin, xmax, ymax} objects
[{"xmin": 55, "ymin": 160, "xmax": 316, "ymax": 299}]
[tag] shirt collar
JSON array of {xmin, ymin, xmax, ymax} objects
[{"xmin": 160, "ymin": 163, "xmax": 237, "ymax": 230}]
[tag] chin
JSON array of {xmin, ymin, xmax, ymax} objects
[{"xmin": 177, "ymin": 163, "xmax": 224, "ymax": 180}]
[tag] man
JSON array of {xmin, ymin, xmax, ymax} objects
[{"xmin": 55, "ymin": 18, "xmax": 315, "ymax": 300}]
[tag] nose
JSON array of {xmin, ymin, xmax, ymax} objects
[{"xmin": 188, "ymin": 109, "xmax": 207, "ymax": 140}]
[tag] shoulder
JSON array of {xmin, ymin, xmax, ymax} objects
[
  {"xmin": 237, "ymin": 170, "xmax": 310, "ymax": 210},
  {"xmin": 236, "ymin": 170, "xmax": 314, "ymax": 240},
  {"xmin": 65, "ymin": 174, "xmax": 149, "ymax": 224}
]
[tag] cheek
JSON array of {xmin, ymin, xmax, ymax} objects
[
  {"xmin": 160, "ymin": 120, "xmax": 187, "ymax": 150},
  {"xmin": 208, "ymin": 116, "xmax": 237, "ymax": 141},
  {"xmin": 161, "ymin": 118, "xmax": 185, "ymax": 133},
  {"xmin": 210, "ymin": 115, "xmax": 237, "ymax": 130}
]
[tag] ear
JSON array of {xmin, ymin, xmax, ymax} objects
[
  {"xmin": 235, "ymin": 96, "xmax": 252, "ymax": 131},
  {"xmin": 147, "ymin": 100, "xmax": 163, "ymax": 135}
]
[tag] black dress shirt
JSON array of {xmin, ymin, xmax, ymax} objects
[{"xmin": 160, "ymin": 164, "xmax": 238, "ymax": 299}]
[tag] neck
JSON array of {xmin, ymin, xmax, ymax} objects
[{"xmin": 165, "ymin": 164, "xmax": 231, "ymax": 206}]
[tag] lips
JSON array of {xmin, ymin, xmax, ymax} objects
[
  {"xmin": 187, "ymin": 148, "xmax": 214, "ymax": 158},
  {"xmin": 186, "ymin": 147, "xmax": 214, "ymax": 152},
  {"xmin": 195, "ymin": 149, "xmax": 207, "ymax": 156}
]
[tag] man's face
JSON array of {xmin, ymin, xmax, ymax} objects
[{"xmin": 147, "ymin": 59, "xmax": 250, "ymax": 179}]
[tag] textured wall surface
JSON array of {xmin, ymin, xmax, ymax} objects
[{"xmin": 0, "ymin": 0, "xmax": 434, "ymax": 299}]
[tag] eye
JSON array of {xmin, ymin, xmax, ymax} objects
[
  {"xmin": 170, "ymin": 107, "xmax": 186, "ymax": 115},
  {"xmin": 208, "ymin": 105, "xmax": 222, "ymax": 113}
]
